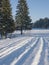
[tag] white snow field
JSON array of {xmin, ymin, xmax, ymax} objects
[{"xmin": 0, "ymin": 30, "xmax": 49, "ymax": 65}]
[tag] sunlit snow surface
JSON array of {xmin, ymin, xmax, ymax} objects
[{"xmin": 0, "ymin": 30, "xmax": 49, "ymax": 65}]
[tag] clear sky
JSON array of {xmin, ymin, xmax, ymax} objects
[{"xmin": 10, "ymin": 0, "xmax": 49, "ymax": 22}]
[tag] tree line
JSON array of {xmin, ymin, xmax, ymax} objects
[
  {"xmin": 0, "ymin": 0, "xmax": 32, "ymax": 38},
  {"xmin": 33, "ymin": 18, "xmax": 49, "ymax": 29}
]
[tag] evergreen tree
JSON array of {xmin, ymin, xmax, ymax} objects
[
  {"xmin": 15, "ymin": 0, "xmax": 31, "ymax": 34},
  {"xmin": 0, "ymin": 0, "xmax": 4, "ymax": 36},
  {"xmin": 33, "ymin": 18, "xmax": 49, "ymax": 29},
  {"xmin": 0, "ymin": 0, "xmax": 15, "ymax": 38}
]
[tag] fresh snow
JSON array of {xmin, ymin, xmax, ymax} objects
[
  {"xmin": 31, "ymin": 38, "xmax": 43, "ymax": 65},
  {"xmin": 0, "ymin": 37, "xmax": 32, "ymax": 58},
  {"xmin": 0, "ymin": 30, "xmax": 49, "ymax": 65},
  {"xmin": 10, "ymin": 37, "xmax": 38, "ymax": 65}
]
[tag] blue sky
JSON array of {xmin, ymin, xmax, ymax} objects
[{"xmin": 10, "ymin": 0, "xmax": 49, "ymax": 22}]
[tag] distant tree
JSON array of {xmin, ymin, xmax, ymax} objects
[
  {"xmin": 33, "ymin": 18, "xmax": 49, "ymax": 29},
  {"xmin": 0, "ymin": 0, "xmax": 15, "ymax": 38},
  {"xmin": 15, "ymin": 0, "xmax": 32, "ymax": 34},
  {"xmin": 43, "ymin": 18, "xmax": 49, "ymax": 28}
]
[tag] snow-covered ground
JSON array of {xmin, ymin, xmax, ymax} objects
[{"xmin": 0, "ymin": 30, "xmax": 49, "ymax": 65}]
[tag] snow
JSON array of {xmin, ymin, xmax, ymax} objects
[
  {"xmin": 44, "ymin": 49, "xmax": 48, "ymax": 65},
  {"xmin": 0, "ymin": 37, "xmax": 32, "ymax": 58},
  {"xmin": 31, "ymin": 38, "xmax": 43, "ymax": 65},
  {"xmin": 0, "ymin": 30, "xmax": 49, "ymax": 65},
  {"xmin": 10, "ymin": 37, "xmax": 38, "ymax": 65}
]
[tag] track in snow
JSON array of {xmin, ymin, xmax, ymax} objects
[{"xmin": 0, "ymin": 37, "xmax": 49, "ymax": 65}]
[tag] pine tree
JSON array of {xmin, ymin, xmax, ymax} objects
[
  {"xmin": 0, "ymin": 0, "xmax": 15, "ymax": 38},
  {"xmin": 15, "ymin": 0, "xmax": 31, "ymax": 34},
  {"xmin": 0, "ymin": 0, "xmax": 4, "ymax": 36}
]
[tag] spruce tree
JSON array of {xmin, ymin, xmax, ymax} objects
[
  {"xmin": 15, "ymin": 0, "xmax": 31, "ymax": 34},
  {"xmin": 0, "ymin": 0, "xmax": 4, "ymax": 37},
  {"xmin": 0, "ymin": 0, "xmax": 15, "ymax": 38}
]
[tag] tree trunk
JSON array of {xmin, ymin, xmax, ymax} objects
[
  {"xmin": 5, "ymin": 33, "xmax": 7, "ymax": 38},
  {"xmin": 21, "ymin": 26, "xmax": 23, "ymax": 35}
]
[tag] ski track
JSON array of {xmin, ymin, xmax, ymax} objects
[
  {"xmin": 43, "ymin": 38, "xmax": 49, "ymax": 65},
  {"xmin": 0, "ymin": 37, "xmax": 38, "ymax": 65},
  {"xmin": 31, "ymin": 38, "xmax": 43, "ymax": 65},
  {"xmin": 0, "ymin": 37, "xmax": 27, "ymax": 51},
  {"xmin": 0, "ymin": 37, "xmax": 33, "ymax": 58},
  {"xmin": 0, "ymin": 36, "xmax": 49, "ymax": 65},
  {"xmin": 10, "ymin": 37, "xmax": 39, "ymax": 65},
  {"xmin": 12, "ymin": 38, "xmax": 40, "ymax": 65},
  {"xmin": 22, "ymin": 38, "xmax": 41, "ymax": 65},
  {"xmin": 0, "ymin": 37, "xmax": 30, "ymax": 53}
]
